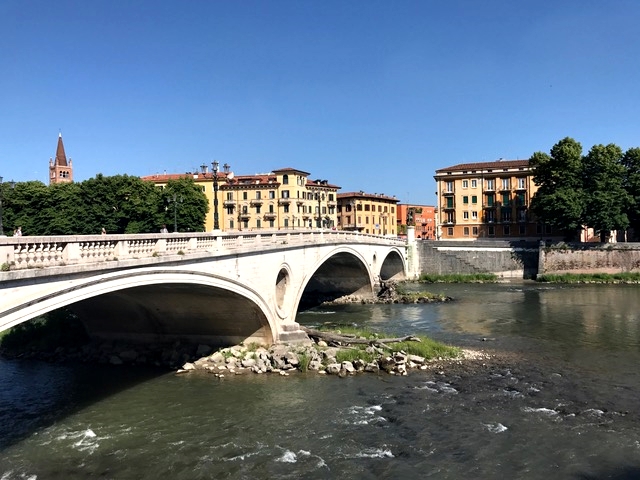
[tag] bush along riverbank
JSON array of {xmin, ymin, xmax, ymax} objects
[
  {"xmin": 536, "ymin": 272, "xmax": 640, "ymax": 283},
  {"xmin": 417, "ymin": 273, "xmax": 499, "ymax": 283},
  {"xmin": 325, "ymin": 280, "xmax": 453, "ymax": 305},
  {"xmin": 177, "ymin": 326, "xmax": 490, "ymax": 378}
]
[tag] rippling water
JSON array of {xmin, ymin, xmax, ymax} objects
[{"xmin": 2, "ymin": 282, "xmax": 640, "ymax": 479}]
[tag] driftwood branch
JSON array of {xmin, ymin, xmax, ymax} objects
[{"xmin": 301, "ymin": 326, "xmax": 421, "ymax": 345}]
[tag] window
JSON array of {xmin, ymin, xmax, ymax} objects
[
  {"xmin": 519, "ymin": 225, "xmax": 526, "ymax": 235},
  {"xmin": 284, "ymin": 218, "xmax": 289, "ymax": 227},
  {"xmin": 446, "ymin": 181, "xmax": 454, "ymax": 192},
  {"xmin": 502, "ymin": 193, "xmax": 510, "ymax": 206},
  {"xmin": 472, "ymin": 195, "xmax": 478, "ymax": 204},
  {"xmin": 269, "ymin": 204, "xmax": 275, "ymax": 213},
  {"xmin": 226, "ymin": 192, "xmax": 233, "ymax": 201},
  {"xmin": 255, "ymin": 191, "xmax": 261, "ymax": 199},
  {"xmin": 242, "ymin": 206, "xmax": 248, "ymax": 214},
  {"xmin": 471, "ymin": 179, "xmax": 477, "ymax": 188},
  {"xmin": 517, "ymin": 192, "xmax": 526, "ymax": 206},
  {"xmin": 269, "ymin": 191, "xmax": 275, "ymax": 199},
  {"xmin": 364, "ymin": 204, "xmax": 371, "ymax": 211},
  {"xmin": 281, "ymin": 190, "xmax": 290, "ymax": 198},
  {"xmin": 256, "ymin": 219, "xmax": 261, "ymax": 229},
  {"xmin": 463, "ymin": 196, "xmax": 469, "ymax": 204},
  {"xmin": 486, "ymin": 194, "xmax": 494, "ymax": 207},
  {"xmin": 255, "ymin": 205, "xmax": 261, "ymax": 214},
  {"xmin": 446, "ymin": 197, "xmax": 454, "ymax": 208},
  {"xmin": 284, "ymin": 204, "xmax": 289, "ymax": 213},
  {"xmin": 501, "ymin": 178, "xmax": 510, "ymax": 190},
  {"xmin": 518, "ymin": 178, "xmax": 526, "ymax": 189},
  {"xmin": 446, "ymin": 212, "xmax": 455, "ymax": 223},
  {"xmin": 472, "ymin": 211, "xmax": 478, "ymax": 220},
  {"xmin": 502, "ymin": 210, "xmax": 512, "ymax": 222},
  {"xmin": 462, "ymin": 180, "xmax": 469, "ymax": 188},
  {"xmin": 282, "ymin": 174, "xmax": 289, "ymax": 185},
  {"xmin": 463, "ymin": 211, "xmax": 469, "ymax": 220},
  {"xmin": 488, "ymin": 226, "xmax": 495, "ymax": 236},
  {"xmin": 486, "ymin": 179, "xmax": 495, "ymax": 190},
  {"xmin": 503, "ymin": 225, "xmax": 510, "ymax": 235},
  {"xmin": 463, "ymin": 227, "xmax": 470, "ymax": 236},
  {"xmin": 243, "ymin": 192, "xmax": 248, "ymax": 200},
  {"xmin": 472, "ymin": 226, "xmax": 478, "ymax": 235},
  {"xmin": 447, "ymin": 227, "xmax": 454, "ymax": 236},
  {"xmin": 269, "ymin": 220, "xmax": 275, "ymax": 228}
]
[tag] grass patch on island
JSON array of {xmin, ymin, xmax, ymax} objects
[
  {"xmin": 316, "ymin": 324, "xmax": 461, "ymax": 361},
  {"xmin": 418, "ymin": 273, "xmax": 499, "ymax": 283}
]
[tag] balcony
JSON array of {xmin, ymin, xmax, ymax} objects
[
  {"xmin": 250, "ymin": 198, "xmax": 263, "ymax": 206},
  {"xmin": 278, "ymin": 198, "xmax": 292, "ymax": 205},
  {"xmin": 223, "ymin": 200, "xmax": 236, "ymax": 208},
  {"xmin": 442, "ymin": 190, "xmax": 455, "ymax": 196},
  {"xmin": 263, "ymin": 212, "xmax": 277, "ymax": 219}
]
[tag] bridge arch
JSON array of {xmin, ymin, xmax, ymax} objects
[{"xmin": 3, "ymin": 269, "xmax": 278, "ymax": 347}]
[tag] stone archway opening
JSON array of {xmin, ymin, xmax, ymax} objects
[{"xmin": 275, "ymin": 268, "xmax": 289, "ymax": 311}]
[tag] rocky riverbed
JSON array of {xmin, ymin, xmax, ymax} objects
[{"xmin": 176, "ymin": 339, "xmax": 496, "ymax": 379}]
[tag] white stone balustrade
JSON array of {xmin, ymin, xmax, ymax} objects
[{"xmin": 0, "ymin": 231, "xmax": 404, "ymax": 272}]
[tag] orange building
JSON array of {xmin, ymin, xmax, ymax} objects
[
  {"xmin": 396, "ymin": 204, "xmax": 436, "ymax": 239},
  {"xmin": 336, "ymin": 191, "xmax": 398, "ymax": 237},
  {"xmin": 434, "ymin": 159, "xmax": 559, "ymax": 240}
]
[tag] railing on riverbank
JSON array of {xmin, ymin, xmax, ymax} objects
[{"xmin": 0, "ymin": 230, "xmax": 405, "ymax": 271}]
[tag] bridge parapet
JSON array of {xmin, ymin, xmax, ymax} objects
[{"xmin": 0, "ymin": 231, "xmax": 404, "ymax": 272}]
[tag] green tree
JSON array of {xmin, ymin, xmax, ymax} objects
[
  {"xmin": 160, "ymin": 177, "xmax": 209, "ymax": 232},
  {"xmin": 530, "ymin": 137, "xmax": 585, "ymax": 240},
  {"xmin": 622, "ymin": 147, "xmax": 640, "ymax": 240},
  {"xmin": 582, "ymin": 144, "xmax": 630, "ymax": 242}
]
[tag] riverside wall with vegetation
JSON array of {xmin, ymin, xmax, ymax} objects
[{"xmin": 415, "ymin": 240, "xmax": 640, "ymax": 280}]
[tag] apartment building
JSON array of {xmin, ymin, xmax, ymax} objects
[
  {"xmin": 142, "ymin": 166, "xmax": 339, "ymax": 232},
  {"xmin": 396, "ymin": 204, "xmax": 436, "ymax": 239},
  {"xmin": 434, "ymin": 159, "xmax": 555, "ymax": 240},
  {"xmin": 336, "ymin": 192, "xmax": 398, "ymax": 237}
]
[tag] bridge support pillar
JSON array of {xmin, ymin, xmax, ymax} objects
[{"xmin": 277, "ymin": 323, "xmax": 311, "ymax": 345}]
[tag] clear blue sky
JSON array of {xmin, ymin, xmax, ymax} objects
[{"xmin": 2, "ymin": 1, "xmax": 639, "ymax": 205}]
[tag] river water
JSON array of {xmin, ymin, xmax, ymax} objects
[{"xmin": 2, "ymin": 282, "xmax": 640, "ymax": 479}]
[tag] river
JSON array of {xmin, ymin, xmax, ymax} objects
[{"xmin": 2, "ymin": 282, "xmax": 640, "ymax": 479}]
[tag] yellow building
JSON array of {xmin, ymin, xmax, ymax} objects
[
  {"xmin": 142, "ymin": 166, "xmax": 339, "ymax": 232},
  {"xmin": 336, "ymin": 191, "xmax": 398, "ymax": 237},
  {"xmin": 434, "ymin": 159, "xmax": 555, "ymax": 240}
]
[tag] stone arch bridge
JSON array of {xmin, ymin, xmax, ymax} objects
[{"xmin": 0, "ymin": 231, "xmax": 409, "ymax": 347}]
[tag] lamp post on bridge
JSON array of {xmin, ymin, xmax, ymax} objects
[
  {"xmin": 0, "ymin": 176, "xmax": 16, "ymax": 236},
  {"xmin": 167, "ymin": 193, "xmax": 183, "ymax": 233},
  {"xmin": 212, "ymin": 160, "xmax": 220, "ymax": 231}
]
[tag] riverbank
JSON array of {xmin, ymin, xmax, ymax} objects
[{"xmin": 536, "ymin": 272, "xmax": 640, "ymax": 283}]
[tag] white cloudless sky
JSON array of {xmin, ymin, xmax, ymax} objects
[{"xmin": 1, "ymin": 0, "xmax": 639, "ymax": 204}]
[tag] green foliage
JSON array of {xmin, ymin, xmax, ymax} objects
[
  {"xmin": 0, "ymin": 308, "xmax": 89, "ymax": 354},
  {"xmin": 335, "ymin": 348, "xmax": 378, "ymax": 363},
  {"xmin": 530, "ymin": 138, "xmax": 640, "ymax": 241},
  {"xmin": 536, "ymin": 272, "xmax": 640, "ymax": 283},
  {"xmin": 530, "ymin": 137, "xmax": 585, "ymax": 240},
  {"xmin": 0, "ymin": 175, "xmax": 208, "ymax": 235},
  {"xmin": 418, "ymin": 273, "xmax": 498, "ymax": 283}
]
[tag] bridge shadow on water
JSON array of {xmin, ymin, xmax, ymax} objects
[{"xmin": 0, "ymin": 357, "xmax": 168, "ymax": 452}]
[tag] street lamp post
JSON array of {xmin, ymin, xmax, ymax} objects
[
  {"xmin": 0, "ymin": 177, "xmax": 16, "ymax": 236},
  {"xmin": 212, "ymin": 160, "xmax": 220, "ymax": 230},
  {"xmin": 168, "ymin": 193, "xmax": 183, "ymax": 233},
  {"xmin": 315, "ymin": 192, "xmax": 325, "ymax": 228}
]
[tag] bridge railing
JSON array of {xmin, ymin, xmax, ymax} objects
[{"xmin": 0, "ymin": 230, "xmax": 404, "ymax": 271}]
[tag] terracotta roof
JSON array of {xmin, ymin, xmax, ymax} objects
[
  {"xmin": 272, "ymin": 167, "xmax": 311, "ymax": 176},
  {"xmin": 338, "ymin": 191, "xmax": 399, "ymax": 202},
  {"xmin": 435, "ymin": 159, "xmax": 530, "ymax": 173},
  {"xmin": 55, "ymin": 133, "xmax": 67, "ymax": 166}
]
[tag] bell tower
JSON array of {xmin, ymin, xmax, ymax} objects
[{"xmin": 49, "ymin": 133, "xmax": 73, "ymax": 185}]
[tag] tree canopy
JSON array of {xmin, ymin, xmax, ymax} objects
[
  {"xmin": 1, "ymin": 175, "xmax": 208, "ymax": 236},
  {"xmin": 530, "ymin": 137, "xmax": 639, "ymax": 241}
]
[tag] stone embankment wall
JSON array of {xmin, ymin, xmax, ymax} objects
[
  {"xmin": 416, "ymin": 240, "xmax": 540, "ymax": 279},
  {"xmin": 538, "ymin": 243, "xmax": 640, "ymax": 275}
]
